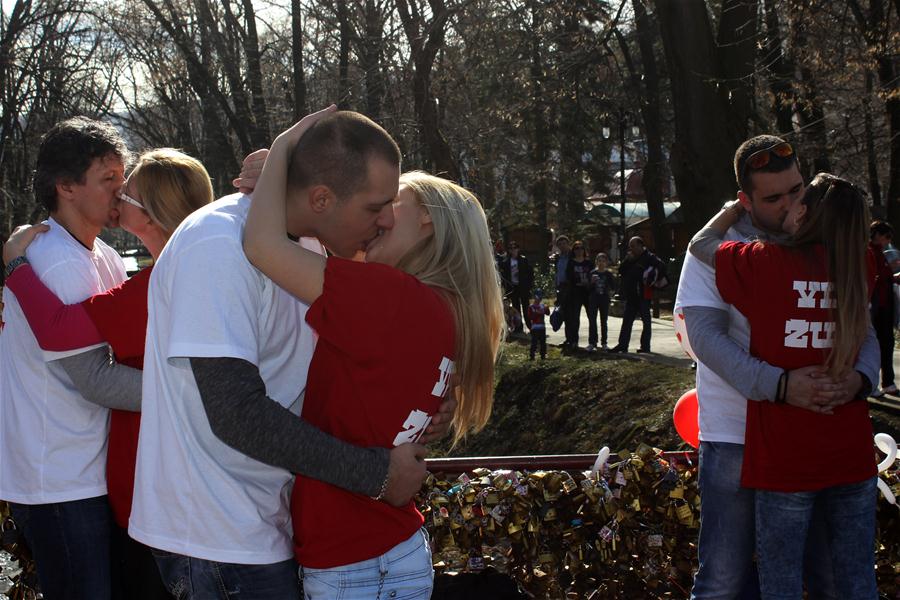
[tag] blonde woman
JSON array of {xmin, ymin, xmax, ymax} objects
[
  {"xmin": 2, "ymin": 148, "xmax": 214, "ymax": 599},
  {"xmin": 689, "ymin": 173, "xmax": 877, "ymax": 599},
  {"xmin": 243, "ymin": 117, "xmax": 505, "ymax": 599}
]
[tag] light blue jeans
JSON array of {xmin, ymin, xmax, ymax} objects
[
  {"xmin": 300, "ymin": 528, "xmax": 433, "ymax": 600},
  {"xmin": 756, "ymin": 477, "xmax": 877, "ymax": 600},
  {"xmin": 691, "ymin": 441, "xmax": 840, "ymax": 600}
]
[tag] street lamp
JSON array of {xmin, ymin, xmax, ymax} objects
[{"xmin": 602, "ymin": 109, "xmax": 637, "ymax": 260}]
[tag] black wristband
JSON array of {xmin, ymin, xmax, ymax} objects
[
  {"xmin": 775, "ymin": 370, "xmax": 788, "ymax": 404},
  {"xmin": 3, "ymin": 256, "xmax": 28, "ymax": 279}
]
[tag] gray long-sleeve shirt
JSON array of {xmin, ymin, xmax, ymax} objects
[
  {"xmin": 53, "ymin": 347, "xmax": 389, "ymax": 496},
  {"xmin": 190, "ymin": 357, "xmax": 389, "ymax": 497},
  {"xmin": 53, "ymin": 346, "xmax": 142, "ymax": 411}
]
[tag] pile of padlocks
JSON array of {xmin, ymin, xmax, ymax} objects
[{"xmin": 420, "ymin": 444, "xmax": 900, "ymax": 599}]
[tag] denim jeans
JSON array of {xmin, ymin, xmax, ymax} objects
[
  {"xmin": 529, "ymin": 327, "xmax": 547, "ymax": 359},
  {"xmin": 300, "ymin": 528, "xmax": 433, "ymax": 600},
  {"xmin": 152, "ymin": 549, "xmax": 300, "ymax": 599},
  {"xmin": 566, "ymin": 292, "xmax": 589, "ymax": 345},
  {"xmin": 756, "ymin": 478, "xmax": 877, "ymax": 600},
  {"xmin": 691, "ymin": 442, "xmax": 839, "ymax": 600},
  {"xmin": 587, "ymin": 294, "xmax": 610, "ymax": 346},
  {"xmin": 110, "ymin": 525, "xmax": 172, "ymax": 600},
  {"xmin": 691, "ymin": 442, "xmax": 758, "ymax": 600},
  {"xmin": 8, "ymin": 495, "xmax": 112, "ymax": 600}
]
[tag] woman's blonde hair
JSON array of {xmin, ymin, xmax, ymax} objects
[
  {"xmin": 788, "ymin": 173, "xmax": 871, "ymax": 376},
  {"xmin": 394, "ymin": 172, "xmax": 506, "ymax": 446},
  {"xmin": 129, "ymin": 148, "xmax": 214, "ymax": 235}
]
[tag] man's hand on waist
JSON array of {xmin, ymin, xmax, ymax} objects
[{"xmin": 381, "ymin": 442, "xmax": 427, "ymax": 507}]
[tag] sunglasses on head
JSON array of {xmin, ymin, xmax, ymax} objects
[{"xmin": 740, "ymin": 142, "xmax": 794, "ymax": 184}]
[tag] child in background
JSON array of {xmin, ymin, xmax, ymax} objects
[
  {"xmin": 588, "ymin": 253, "xmax": 616, "ymax": 351},
  {"xmin": 527, "ymin": 289, "xmax": 551, "ymax": 360}
]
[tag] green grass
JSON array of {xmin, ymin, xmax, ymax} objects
[
  {"xmin": 432, "ymin": 339, "xmax": 900, "ymax": 459},
  {"xmin": 431, "ymin": 340, "xmax": 697, "ymax": 458}
]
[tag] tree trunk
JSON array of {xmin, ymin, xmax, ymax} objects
[
  {"xmin": 864, "ymin": 69, "xmax": 882, "ymax": 208},
  {"xmin": 194, "ymin": 0, "xmax": 257, "ymax": 151},
  {"xmin": 395, "ymin": 0, "xmax": 459, "ymax": 180},
  {"xmin": 361, "ymin": 0, "xmax": 384, "ymax": 119},
  {"xmin": 337, "ymin": 0, "xmax": 352, "ymax": 109},
  {"xmin": 529, "ymin": 0, "xmax": 549, "ymax": 236},
  {"xmin": 847, "ymin": 0, "xmax": 899, "ymax": 228},
  {"xmin": 878, "ymin": 54, "xmax": 900, "ymax": 229},
  {"xmin": 652, "ymin": 0, "xmax": 742, "ymax": 232},
  {"xmin": 762, "ymin": 0, "xmax": 795, "ymax": 135},
  {"xmin": 791, "ymin": 11, "xmax": 830, "ymax": 175},
  {"xmin": 239, "ymin": 0, "xmax": 270, "ymax": 145},
  {"xmin": 555, "ymin": 8, "xmax": 583, "ymax": 231},
  {"xmin": 715, "ymin": 0, "xmax": 758, "ymax": 142},
  {"xmin": 629, "ymin": 0, "xmax": 671, "ymax": 258},
  {"xmin": 291, "ymin": 0, "xmax": 307, "ymax": 119}
]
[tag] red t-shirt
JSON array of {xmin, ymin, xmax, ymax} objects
[
  {"xmin": 82, "ymin": 267, "xmax": 151, "ymax": 528},
  {"xmin": 716, "ymin": 242, "xmax": 875, "ymax": 492},
  {"xmin": 292, "ymin": 258, "xmax": 455, "ymax": 568}
]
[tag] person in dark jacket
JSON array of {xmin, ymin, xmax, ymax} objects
[
  {"xmin": 550, "ymin": 236, "xmax": 572, "ymax": 344},
  {"xmin": 564, "ymin": 241, "xmax": 592, "ymax": 347},
  {"xmin": 499, "ymin": 241, "xmax": 534, "ymax": 333},
  {"xmin": 587, "ymin": 253, "xmax": 616, "ymax": 351},
  {"xmin": 610, "ymin": 236, "xmax": 664, "ymax": 353},
  {"xmin": 869, "ymin": 220, "xmax": 897, "ymax": 396}
]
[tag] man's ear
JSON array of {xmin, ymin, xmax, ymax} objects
[
  {"xmin": 307, "ymin": 185, "xmax": 335, "ymax": 214},
  {"xmin": 55, "ymin": 179, "xmax": 75, "ymax": 203},
  {"xmin": 736, "ymin": 190, "xmax": 752, "ymax": 211}
]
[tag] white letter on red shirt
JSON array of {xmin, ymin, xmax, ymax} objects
[{"xmin": 431, "ymin": 357, "xmax": 455, "ymax": 398}]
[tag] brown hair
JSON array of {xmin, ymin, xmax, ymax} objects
[
  {"xmin": 734, "ymin": 134, "xmax": 797, "ymax": 193},
  {"xmin": 788, "ymin": 173, "xmax": 870, "ymax": 375},
  {"xmin": 34, "ymin": 117, "xmax": 130, "ymax": 212},
  {"xmin": 287, "ymin": 111, "xmax": 400, "ymax": 201}
]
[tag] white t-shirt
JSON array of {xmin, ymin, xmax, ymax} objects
[
  {"xmin": 674, "ymin": 222, "xmax": 754, "ymax": 445},
  {"xmin": 129, "ymin": 194, "xmax": 319, "ymax": 565},
  {"xmin": 0, "ymin": 218, "xmax": 126, "ymax": 503}
]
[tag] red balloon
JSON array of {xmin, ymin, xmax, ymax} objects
[{"xmin": 673, "ymin": 389, "xmax": 699, "ymax": 448}]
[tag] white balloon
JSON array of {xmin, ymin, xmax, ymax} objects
[
  {"xmin": 591, "ymin": 446, "xmax": 610, "ymax": 475},
  {"xmin": 874, "ymin": 433, "xmax": 898, "ymax": 505},
  {"xmin": 875, "ymin": 433, "xmax": 897, "ymax": 473},
  {"xmin": 877, "ymin": 478, "xmax": 896, "ymax": 505},
  {"xmin": 673, "ymin": 308, "xmax": 697, "ymax": 361}
]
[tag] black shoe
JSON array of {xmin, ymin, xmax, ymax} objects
[
  {"xmin": 636, "ymin": 348, "xmax": 651, "ymax": 354},
  {"xmin": 609, "ymin": 345, "xmax": 627, "ymax": 353}
]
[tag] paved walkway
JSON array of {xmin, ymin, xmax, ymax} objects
[{"xmin": 529, "ymin": 309, "xmax": 694, "ymax": 368}]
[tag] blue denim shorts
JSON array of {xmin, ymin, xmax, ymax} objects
[{"xmin": 300, "ymin": 528, "xmax": 433, "ymax": 600}]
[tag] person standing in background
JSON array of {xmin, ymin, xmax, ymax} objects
[
  {"xmin": 527, "ymin": 290, "xmax": 551, "ymax": 360},
  {"xmin": 587, "ymin": 253, "xmax": 616, "ymax": 351},
  {"xmin": 499, "ymin": 241, "xmax": 534, "ymax": 333},
  {"xmin": 551, "ymin": 236, "xmax": 572, "ymax": 344},
  {"xmin": 565, "ymin": 241, "xmax": 592, "ymax": 348},
  {"xmin": 869, "ymin": 220, "xmax": 897, "ymax": 396}
]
